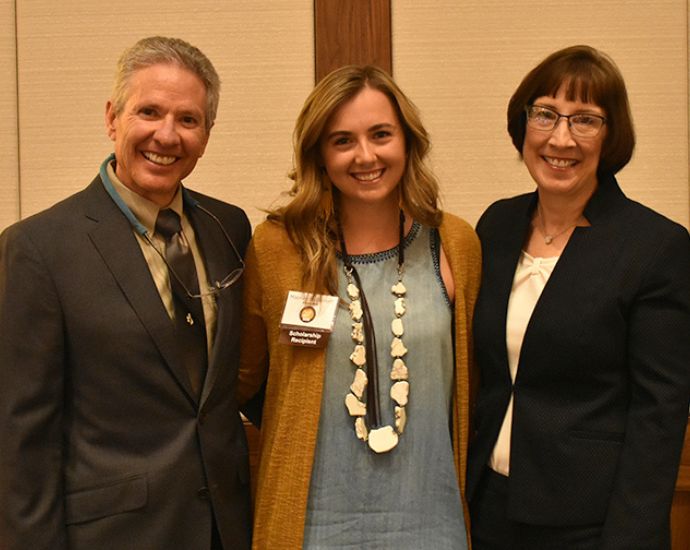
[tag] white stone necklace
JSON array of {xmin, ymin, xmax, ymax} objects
[{"xmin": 340, "ymin": 211, "xmax": 409, "ymax": 453}]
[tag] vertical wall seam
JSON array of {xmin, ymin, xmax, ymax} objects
[{"xmin": 14, "ymin": 0, "xmax": 21, "ymax": 220}]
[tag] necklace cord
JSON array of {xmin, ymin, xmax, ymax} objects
[
  {"xmin": 348, "ymin": 266, "xmax": 381, "ymax": 426},
  {"xmin": 536, "ymin": 203, "xmax": 581, "ymax": 245},
  {"xmin": 337, "ymin": 210, "xmax": 406, "ymax": 429}
]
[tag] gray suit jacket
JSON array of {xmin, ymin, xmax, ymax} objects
[{"xmin": 0, "ymin": 173, "xmax": 253, "ymax": 550}]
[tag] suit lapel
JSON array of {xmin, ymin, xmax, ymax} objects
[
  {"xmin": 83, "ymin": 178, "xmax": 197, "ymax": 402},
  {"xmin": 188, "ymin": 201, "xmax": 241, "ymax": 405},
  {"xmin": 482, "ymin": 194, "xmax": 535, "ymax": 378},
  {"xmin": 517, "ymin": 179, "xmax": 627, "ymax": 378}
]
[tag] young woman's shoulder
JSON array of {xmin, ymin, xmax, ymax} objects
[
  {"xmin": 251, "ymin": 219, "xmax": 292, "ymax": 250},
  {"xmin": 439, "ymin": 211, "xmax": 479, "ymax": 248},
  {"xmin": 438, "ymin": 211, "xmax": 481, "ymax": 269}
]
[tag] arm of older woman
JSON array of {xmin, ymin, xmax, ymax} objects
[{"xmin": 601, "ymin": 223, "xmax": 690, "ymax": 548}]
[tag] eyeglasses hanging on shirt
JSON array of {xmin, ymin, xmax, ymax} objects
[
  {"xmin": 99, "ymin": 154, "xmax": 244, "ymax": 299},
  {"xmin": 145, "ymin": 204, "xmax": 245, "ymax": 299}
]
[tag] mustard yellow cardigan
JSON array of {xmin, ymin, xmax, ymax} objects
[{"xmin": 238, "ymin": 212, "xmax": 481, "ymax": 549}]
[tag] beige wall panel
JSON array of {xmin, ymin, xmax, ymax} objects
[
  {"xmin": 394, "ymin": 0, "xmax": 689, "ymax": 229},
  {"xmin": 15, "ymin": 0, "xmax": 313, "ymax": 230},
  {"xmin": 0, "ymin": 0, "xmax": 18, "ymax": 229}
]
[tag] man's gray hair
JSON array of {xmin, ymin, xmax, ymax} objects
[{"xmin": 111, "ymin": 36, "xmax": 220, "ymax": 132}]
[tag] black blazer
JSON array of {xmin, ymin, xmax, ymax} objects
[
  {"xmin": 468, "ymin": 176, "xmax": 690, "ymax": 548},
  {"xmin": 0, "ymin": 175, "xmax": 252, "ymax": 550}
]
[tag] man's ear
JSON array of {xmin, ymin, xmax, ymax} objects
[
  {"xmin": 105, "ymin": 100, "xmax": 117, "ymax": 141},
  {"xmin": 199, "ymin": 121, "xmax": 216, "ymax": 158},
  {"xmin": 198, "ymin": 121, "xmax": 213, "ymax": 158}
]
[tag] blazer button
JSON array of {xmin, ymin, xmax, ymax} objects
[{"xmin": 197, "ymin": 486, "xmax": 210, "ymax": 500}]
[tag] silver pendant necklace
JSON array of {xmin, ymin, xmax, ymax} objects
[
  {"xmin": 339, "ymin": 210, "xmax": 409, "ymax": 453},
  {"xmin": 535, "ymin": 203, "xmax": 580, "ymax": 245}
]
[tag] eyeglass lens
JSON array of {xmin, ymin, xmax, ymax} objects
[{"xmin": 526, "ymin": 106, "xmax": 604, "ymax": 137}]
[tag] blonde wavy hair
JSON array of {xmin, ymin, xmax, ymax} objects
[{"xmin": 269, "ymin": 65, "xmax": 442, "ymax": 294}]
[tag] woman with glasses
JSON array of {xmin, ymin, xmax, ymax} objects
[
  {"xmin": 237, "ymin": 65, "xmax": 481, "ymax": 549},
  {"xmin": 467, "ymin": 45, "xmax": 690, "ymax": 549}
]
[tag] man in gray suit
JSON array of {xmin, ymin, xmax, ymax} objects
[{"xmin": 0, "ymin": 36, "xmax": 253, "ymax": 549}]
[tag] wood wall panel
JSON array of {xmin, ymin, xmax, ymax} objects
[
  {"xmin": 13, "ymin": 0, "xmax": 313, "ymax": 230},
  {"xmin": 393, "ymin": 0, "xmax": 689, "ymax": 229},
  {"xmin": 671, "ymin": 420, "xmax": 690, "ymax": 549},
  {"xmin": 0, "ymin": 0, "xmax": 18, "ymax": 230},
  {"xmin": 314, "ymin": 0, "xmax": 391, "ymax": 81}
]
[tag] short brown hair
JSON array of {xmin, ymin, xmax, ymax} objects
[{"xmin": 507, "ymin": 45, "xmax": 635, "ymax": 177}]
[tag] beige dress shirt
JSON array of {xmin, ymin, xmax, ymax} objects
[{"xmin": 106, "ymin": 161, "xmax": 217, "ymax": 352}]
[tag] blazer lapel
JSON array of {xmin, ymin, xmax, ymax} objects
[
  {"xmin": 482, "ymin": 194, "xmax": 536, "ymax": 377},
  {"xmin": 518, "ymin": 178, "xmax": 629, "ymax": 384},
  {"xmin": 519, "ymin": 179, "xmax": 628, "ymax": 376},
  {"xmin": 188, "ymin": 202, "xmax": 242, "ymax": 404},
  {"xmin": 83, "ymin": 178, "xmax": 198, "ymax": 402}
]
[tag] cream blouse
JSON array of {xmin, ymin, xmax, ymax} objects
[{"xmin": 489, "ymin": 250, "xmax": 559, "ymax": 475}]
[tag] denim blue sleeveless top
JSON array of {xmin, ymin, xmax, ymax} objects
[{"xmin": 303, "ymin": 223, "xmax": 467, "ymax": 549}]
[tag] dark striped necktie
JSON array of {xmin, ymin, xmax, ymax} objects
[{"xmin": 155, "ymin": 208, "xmax": 207, "ymax": 397}]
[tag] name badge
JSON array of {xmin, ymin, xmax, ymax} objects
[{"xmin": 279, "ymin": 291, "xmax": 339, "ymax": 348}]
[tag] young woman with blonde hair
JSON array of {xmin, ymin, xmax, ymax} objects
[{"xmin": 238, "ymin": 65, "xmax": 481, "ymax": 549}]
